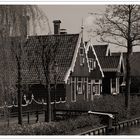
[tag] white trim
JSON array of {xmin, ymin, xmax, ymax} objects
[
  {"xmin": 84, "ymin": 41, "xmax": 91, "ymax": 73},
  {"xmin": 110, "ymin": 78, "xmax": 112, "ymax": 94},
  {"xmin": 106, "ymin": 44, "xmax": 110, "ymax": 56},
  {"xmin": 85, "ymin": 40, "xmax": 104, "ymax": 78},
  {"xmin": 92, "ymin": 45, "xmax": 104, "ymax": 78},
  {"xmin": 64, "ymin": 32, "xmax": 82, "ymax": 83},
  {"xmin": 116, "ymin": 78, "xmax": 119, "ymax": 93},
  {"xmin": 85, "ymin": 77, "xmax": 88, "ymax": 101},
  {"xmin": 117, "ymin": 53, "xmax": 123, "ymax": 73},
  {"xmin": 88, "ymin": 58, "xmax": 94, "ymax": 70},
  {"xmin": 70, "ymin": 77, "xmax": 76, "ymax": 102},
  {"xmin": 119, "ymin": 53, "xmax": 126, "ymax": 74}
]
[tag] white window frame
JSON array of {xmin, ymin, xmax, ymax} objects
[
  {"xmin": 88, "ymin": 58, "xmax": 94, "ymax": 70},
  {"xmin": 93, "ymin": 61, "xmax": 96, "ymax": 69},
  {"xmin": 80, "ymin": 56, "xmax": 85, "ymax": 66},
  {"xmin": 77, "ymin": 77, "xmax": 82, "ymax": 94},
  {"xmin": 94, "ymin": 80, "xmax": 101, "ymax": 95},
  {"xmin": 83, "ymin": 77, "xmax": 88, "ymax": 100}
]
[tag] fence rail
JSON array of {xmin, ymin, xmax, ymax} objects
[{"xmin": 79, "ymin": 125, "xmax": 107, "ymax": 135}]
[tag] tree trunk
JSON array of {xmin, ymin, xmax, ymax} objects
[
  {"xmin": 125, "ymin": 42, "xmax": 132, "ymax": 118},
  {"xmin": 17, "ymin": 60, "xmax": 22, "ymax": 125},
  {"xmin": 44, "ymin": 69, "xmax": 51, "ymax": 122},
  {"xmin": 125, "ymin": 6, "xmax": 132, "ymax": 119},
  {"xmin": 47, "ymin": 83, "xmax": 51, "ymax": 122}
]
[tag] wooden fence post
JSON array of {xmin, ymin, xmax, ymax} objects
[{"xmin": 106, "ymin": 117, "xmax": 114, "ymax": 135}]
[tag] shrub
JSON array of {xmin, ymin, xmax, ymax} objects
[
  {"xmin": 3, "ymin": 115, "xmax": 100, "ymax": 135},
  {"xmin": 62, "ymin": 95, "xmax": 127, "ymax": 121}
]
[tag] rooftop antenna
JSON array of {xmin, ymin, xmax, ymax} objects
[{"xmin": 81, "ymin": 17, "xmax": 84, "ymax": 43}]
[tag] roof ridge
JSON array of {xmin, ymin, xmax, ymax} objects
[{"xmin": 27, "ymin": 33, "xmax": 80, "ymax": 38}]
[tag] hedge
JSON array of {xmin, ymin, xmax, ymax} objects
[{"xmin": 3, "ymin": 115, "xmax": 100, "ymax": 135}]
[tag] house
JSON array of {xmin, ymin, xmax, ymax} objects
[
  {"xmin": 22, "ymin": 20, "xmax": 103, "ymax": 102},
  {"xmin": 129, "ymin": 52, "xmax": 140, "ymax": 93},
  {"xmin": 98, "ymin": 55, "xmax": 125, "ymax": 95},
  {"xmin": 91, "ymin": 44, "xmax": 125, "ymax": 95},
  {"xmin": 112, "ymin": 52, "xmax": 140, "ymax": 93},
  {"xmin": 85, "ymin": 41, "xmax": 104, "ymax": 99}
]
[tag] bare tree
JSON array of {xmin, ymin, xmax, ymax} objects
[
  {"xmin": 37, "ymin": 38, "xmax": 58, "ymax": 122},
  {"xmin": 0, "ymin": 6, "xmax": 49, "ymax": 125},
  {"xmin": 96, "ymin": 5, "xmax": 140, "ymax": 118}
]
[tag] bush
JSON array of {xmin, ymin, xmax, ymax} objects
[
  {"xmin": 62, "ymin": 95, "xmax": 127, "ymax": 121},
  {"xmin": 130, "ymin": 96, "xmax": 140, "ymax": 116},
  {"xmin": 3, "ymin": 115, "xmax": 100, "ymax": 135}
]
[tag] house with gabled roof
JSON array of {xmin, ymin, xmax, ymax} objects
[
  {"xmin": 99, "ymin": 55, "xmax": 125, "ymax": 95},
  {"xmin": 93, "ymin": 44, "xmax": 111, "ymax": 57},
  {"xmin": 22, "ymin": 20, "xmax": 104, "ymax": 102},
  {"xmin": 112, "ymin": 52, "xmax": 140, "ymax": 93},
  {"xmin": 91, "ymin": 44, "xmax": 125, "ymax": 95},
  {"xmin": 85, "ymin": 41, "xmax": 104, "ymax": 99}
]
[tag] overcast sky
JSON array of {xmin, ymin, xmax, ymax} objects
[
  {"xmin": 39, "ymin": 5, "xmax": 105, "ymax": 34},
  {"xmin": 38, "ymin": 5, "xmax": 140, "ymax": 52}
]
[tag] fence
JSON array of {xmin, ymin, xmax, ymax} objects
[{"xmin": 0, "ymin": 94, "xmax": 66, "ymax": 126}]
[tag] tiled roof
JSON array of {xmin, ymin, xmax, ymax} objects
[
  {"xmin": 22, "ymin": 34, "xmax": 80, "ymax": 84},
  {"xmin": 112, "ymin": 52, "xmax": 140, "ymax": 76},
  {"xmin": 130, "ymin": 52, "xmax": 140, "ymax": 76},
  {"xmin": 93, "ymin": 45, "xmax": 108, "ymax": 56},
  {"xmin": 98, "ymin": 56, "xmax": 120, "ymax": 72},
  {"xmin": 123, "ymin": 52, "xmax": 140, "ymax": 76}
]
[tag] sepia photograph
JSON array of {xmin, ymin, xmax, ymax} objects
[{"xmin": 0, "ymin": 4, "xmax": 140, "ymax": 136}]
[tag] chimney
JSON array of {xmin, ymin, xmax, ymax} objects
[
  {"xmin": 60, "ymin": 29, "xmax": 67, "ymax": 35},
  {"xmin": 53, "ymin": 20, "xmax": 61, "ymax": 35}
]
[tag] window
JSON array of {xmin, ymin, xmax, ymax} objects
[
  {"xmin": 95, "ymin": 85, "xmax": 100, "ymax": 95},
  {"xmin": 80, "ymin": 47, "xmax": 84, "ymax": 56},
  {"xmin": 88, "ymin": 83, "xmax": 91, "ymax": 96},
  {"xmin": 112, "ymin": 78, "xmax": 116, "ymax": 88},
  {"xmin": 89, "ymin": 58, "xmax": 94, "ymax": 70},
  {"xmin": 95, "ymin": 80, "xmax": 99, "ymax": 83},
  {"xmin": 92, "ymin": 85, "xmax": 96, "ymax": 95},
  {"xmin": 89, "ymin": 58, "xmax": 96, "ymax": 70},
  {"xmin": 111, "ymin": 78, "xmax": 116, "ymax": 93},
  {"xmin": 93, "ymin": 61, "xmax": 96, "ymax": 69},
  {"xmin": 77, "ymin": 77, "xmax": 82, "ymax": 94},
  {"xmin": 80, "ymin": 57, "xmax": 85, "ymax": 66}
]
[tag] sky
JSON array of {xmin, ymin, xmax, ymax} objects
[
  {"xmin": 37, "ymin": 5, "xmax": 140, "ymax": 52},
  {"xmin": 39, "ymin": 5, "xmax": 105, "ymax": 34}
]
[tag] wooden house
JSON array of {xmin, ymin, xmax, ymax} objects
[
  {"xmin": 22, "ymin": 20, "xmax": 104, "ymax": 102},
  {"xmin": 112, "ymin": 52, "xmax": 140, "ymax": 93},
  {"xmin": 85, "ymin": 41, "xmax": 104, "ymax": 99},
  {"xmin": 92, "ymin": 45, "xmax": 125, "ymax": 95}
]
